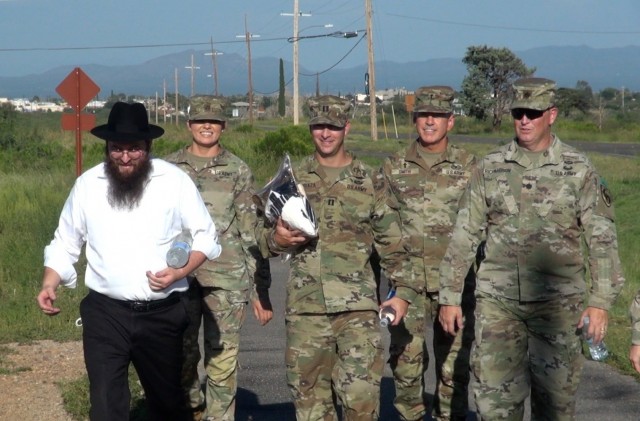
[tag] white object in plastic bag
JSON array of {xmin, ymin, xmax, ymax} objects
[{"xmin": 256, "ymin": 153, "xmax": 318, "ymax": 237}]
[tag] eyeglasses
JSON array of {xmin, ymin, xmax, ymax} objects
[
  {"xmin": 511, "ymin": 108, "xmax": 546, "ymax": 120},
  {"xmin": 109, "ymin": 146, "xmax": 145, "ymax": 159}
]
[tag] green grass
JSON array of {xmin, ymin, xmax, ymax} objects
[{"xmin": 0, "ymin": 113, "xmax": 638, "ymax": 419}]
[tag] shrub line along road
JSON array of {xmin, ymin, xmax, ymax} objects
[
  {"xmin": 352, "ymin": 133, "xmax": 640, "ymax": 159},
  {"xmin": 451, "ymin": 135, "xmax": 640, "ymax": 158}
]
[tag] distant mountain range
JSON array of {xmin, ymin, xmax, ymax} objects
[{"xmin": 1, "ymin": 45, "xmax": 639, "ymax": 99}]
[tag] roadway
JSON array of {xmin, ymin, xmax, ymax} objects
[{"xmin": 207, "ymin": 259, "xmax": 640, "ymax": 420}]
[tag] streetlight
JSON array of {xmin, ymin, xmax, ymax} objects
[
  {"xmin": 287, "ymin": 28, "xmax": 359, "ymax": 124},
  {"xmin": 289, "ymin": 23, "xmax": 333, "ymax": 124},
  {"xmin": 289, "ymin": 23, "xmax": 333, "ymax": 42}
]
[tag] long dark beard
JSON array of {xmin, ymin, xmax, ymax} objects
[{"xmin": 104, "ymin": 156, "xmax": 153, "ymax": 210}]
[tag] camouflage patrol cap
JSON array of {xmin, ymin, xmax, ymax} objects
[
  {"xmin": 511, "ymin": 77, "xmax": 557, "ymax": 110},
  {"xmin": 413, "ymin": 86, "xmax": 455, "ymax": 113},
  {"xmin": 188, "ymin": 95, "xmax": 226, "ymax": 122},
  {"xmin": 307, "ymin": 95, "xmax": 351, "ymax": 128}
]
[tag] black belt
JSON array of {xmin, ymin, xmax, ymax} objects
[{"xmin": 91, "ymin": 290, "xmax": 183, "ymax": 312}]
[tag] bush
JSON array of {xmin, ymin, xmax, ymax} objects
[
  {"xmin": 253, "ymin": 125, "xmax": 314, "ymax": 158},
  {"xmin": 233, "ymin": 124, "xmax": 255, "ymax": 134}
]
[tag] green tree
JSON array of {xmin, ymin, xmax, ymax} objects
[
  {"xmin": 460, "ymin": 45, "xmax": 535, "ymax": 130},
  {"xmin": 556, "ymin": 83, "xmax": 593, "ymax": 117},
  {"xmin": 278, "ymin": 58, "xmax": 286, "ymax": 117},
  {"xmin": 261, "ymin": 96, "xmax": 273, "ymax": 109},
  {"xmin": 600, "ymin": 87, "xmax": 618, "ymax": 101}
]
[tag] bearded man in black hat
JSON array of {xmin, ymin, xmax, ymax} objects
[{"xmin": 37, "ymin": 102, "xmax": 221, "ymax": 421}]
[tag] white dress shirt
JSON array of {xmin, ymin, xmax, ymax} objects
[{"xmin": 44, "ymin": 158, "xmax": 221, "ymax": 301}]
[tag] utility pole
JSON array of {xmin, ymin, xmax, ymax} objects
[
  {"xmin": 237, "ymin": 15, "xmax": 259, "ymax": 124},
  {"xmin": 185, "ymin": 54, "xmax": 200, "ymax": 97},
  {"xmin": 365, "ymin": 0, "xmax": 378, "ymax": 140},
  {"xmin": 281, "ymin": 2, "xmax": 311, "ymax": 125},
  {"xmin": 293, "ymin": 0, "xmax": 300, "ymax": 125},
  {"xmin": 205, "ymin": 37, "xmax": 223, "ymax": 96},
  {"xmin": 163, "ymin": 79, "xmax": 167, "ymax": 124},
  {"xmin": 174, "ymin": 68, "xmax": 179, "ymax": 126}
]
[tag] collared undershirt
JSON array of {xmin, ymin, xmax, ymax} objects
[
  {"xmin": 185, "ymin": 149, "xmax": 213, "ymax": 168},
  {"xmin": 416, "ymin": 145, "xmax": 442, "ymax": 168},
  {"xmin": 319, "ymin": 164, "xmax": 349, "ymax": 183},
  {"xmin": 521, "ymin": 148, "xmax": 545, "ymax": 166}
]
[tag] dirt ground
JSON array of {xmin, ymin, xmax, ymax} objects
[{"xmin": 0, "ymin": 340, "xmax": 85, "ymax": 420}]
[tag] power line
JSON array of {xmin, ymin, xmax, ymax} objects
[
  {"xmin": 0, "ymin": 37, "xmax": 290, "ymax": 53},
  {"xmin": 386, "ymin": 13, "xmax": 640, "ymax": 35},
  {"xmin": 299, "ymin": 31, "xmax": 366, "ymax": 77},
  {"xmin": 255, "ymin": 32, "xmax": 366, "ymax": 95}
]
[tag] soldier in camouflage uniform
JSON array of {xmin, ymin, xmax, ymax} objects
[
  {"xmin": 258, "ymin": 95, "xmax": 413, "ymax": 421},
  {"xmin": 382, "ymin": 86, "xmax": 477, "ymax": 421},
  {"xmin": 439, "ymin": 78, "xmax": 625, "ymax": 420},
  {"xmin": 165, "ymin": 95, "xmax": 273, "ymax": 421}
]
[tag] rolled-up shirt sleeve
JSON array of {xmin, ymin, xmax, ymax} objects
[{"xmin": 44, "ymin": 179, "xmax": 86, "ymax": 288}]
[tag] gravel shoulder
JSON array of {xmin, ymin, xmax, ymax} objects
[{"xmin": 0, "ymin": 340, "xmax": 85, "ymax": 421}]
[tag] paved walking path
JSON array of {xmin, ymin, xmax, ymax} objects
[{"xmin": 221, "ymin": 258, "xmax": 640, "ymax": 420}]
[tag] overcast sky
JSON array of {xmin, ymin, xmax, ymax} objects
[{"xmin": 1, "ymin": 0, "xmax": 638, "ymax": 84}]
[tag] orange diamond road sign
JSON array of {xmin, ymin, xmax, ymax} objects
[
  {"xmin": 61, "ymin": 113, "xmax": 96, "ymax": 131},
  {"xmin": 55, "ymin": 67, "xmax": 101, "ymax": 176},
  {"xmin": 56, "ymin": 67, "xmax": 100, "ymax": 109}
]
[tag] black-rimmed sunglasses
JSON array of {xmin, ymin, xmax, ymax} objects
[{"xmin": 511, "ymin": 108, "xmax": 546, "ymax": 120}]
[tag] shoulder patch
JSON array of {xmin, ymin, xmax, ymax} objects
[
  {"xmin": 600, "ymin": 180, "xmax": 612, "ymax": 207},
  {"xmin": 594, "ymin": 176, "xmax": 615, "ymax": 221}
]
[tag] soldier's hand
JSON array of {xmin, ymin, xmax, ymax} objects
[
  {"xmin": 380, "ymin": 296, "xmax": 409, "ymax": 325},
  {"xmin": 273, "ymin": 217, "xmax": 310, "ymax": 248},
  {"xmin": 438, "ymin": 305, "xmax": 463, "ymax": 336},
  {"xmin": 252, "ymin": 297, "xmax": 273, "ymax": 326},
  {"xmin": 578, "ymin": 306, "xmax": 608, "ymax": 344}
]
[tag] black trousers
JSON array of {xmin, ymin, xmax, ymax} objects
[{"xmin": 80, "ymin": 290, "xmax": 190, "ymax": 421}]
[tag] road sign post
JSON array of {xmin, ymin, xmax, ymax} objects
[{"xmin": 56, "ymin": 68, "xmax": 100, "ymax": 176}]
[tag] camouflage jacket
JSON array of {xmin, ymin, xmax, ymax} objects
[
  {"xmin": 165, "ymin": 147, "xmax": 270, "ymax": 294},
  {"xmin": 439, "ymin": 136, "xmax": 624, "ymax": 308},
  {"xmin": 383, "ymin": 140, "xmax": 477, "ymax": 293},
  {"xmin": 631, "ymin": 290, "xmax": 640, "ymax": 345},
  {"xmin": 259, "ymin": 153, "xmax": 411, "ymax": 314}
]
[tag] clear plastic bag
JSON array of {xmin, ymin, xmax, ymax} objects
[{"xmin": 254, "ymin": 154, "xmax": 318, "ymax": 260}]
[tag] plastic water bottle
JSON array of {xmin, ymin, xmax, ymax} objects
[
  {"xmin": 166, "ymin": 230, "xmax": 192, "ymax": 268},
  {"xmin": 379, "ymin": 306, "xmax": 396, "ymax": 327},
  {"xmin": 379, "ymin": 288, "xmax": 397, "ymax": 327},
  {"xmin": 582, "ymin": 316, "xmax": 609, "ymax": 361}
]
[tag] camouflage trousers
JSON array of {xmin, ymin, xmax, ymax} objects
[
  {"xmin": 182, "ymin": 280, "xmax": 248, "ymax": 421},
  {"xmin": 472, "ymin": 292, "xmax": 584, "ymax": 421},
  {"xmin": 388, "ymin": 286, "xmax": 475, "ymax": 421},
  {"xmin": 285, "ymin": 311, "xmax": 384, "ymax": 421}
]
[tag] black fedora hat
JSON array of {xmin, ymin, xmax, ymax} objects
[{"xmin": 91, "ymin": 102, "xmax": 164, "ymax": 142}]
